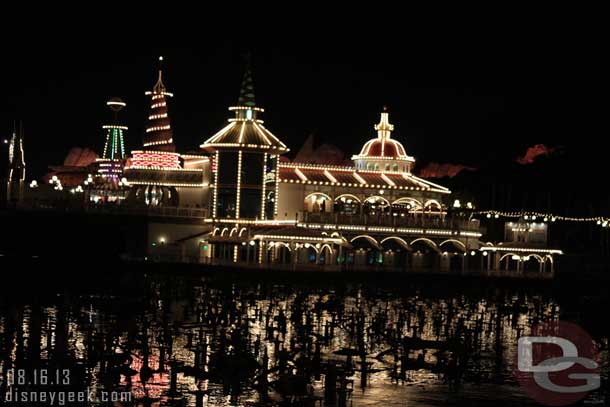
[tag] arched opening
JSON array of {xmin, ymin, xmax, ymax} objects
[
  {"xmin": 499, "ymin": 253, "xmax": 520, "ymax": 272},
  {"xmin": 303, "ymin": 244, "xmax": 318, "ymax": 264},
  {"xmin": 391, "ymin": 198, "xmax": 423, "ymax": 219},
  {"xmin": 334, "ymin": 194, "xmax": 361, "ymax": 216},
  {"xmin": 523, "ymin": 254, "xmax": 543, "ymax": 273},
  {"xmin": 363, "ymin": 196, "xmax": 391, "ymax": 216},
  {"xmin": 380, "ymin": 237, "xmax": 411, "ymax": 269},
  {"xmin": 304, "ymin": 192, "xmax": 332, "ymax": 213},
  {"xmin": 319, "ymin": 244, "xmax": 333, "ymax": 265},
  {"xmin": 273, "ymin": 242, "xmax": 292, "ymax": 264},
  {"xmin": 350, "ymin": 235, "xmax": 381, "ymax": 267},
  {"xmin": 410, "ymin": 238, "xmax": 439, "ymax": 271},
  {"xmin": 439, "ymin": 240, "xmax": 467, "ymax": 272}
]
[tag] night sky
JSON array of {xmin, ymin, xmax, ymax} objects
[{"xmin": 1, "ymin": 20, "xmax": 603, "ymax": 183}]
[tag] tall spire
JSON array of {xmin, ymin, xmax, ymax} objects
[
  {"xmin": 153, "ymin": 56, "xmax": 167, "ymax": 94},
  {"xmin": 143, "ymin": 56, "xmax": 175, "ymax": 153},
  {"xmin": 7, "ymin": 121, "xmax": 25, "ymax": 203},
  {"xmin": 237, "ymin": 54, "xmax": 256, "ymax": 107}
]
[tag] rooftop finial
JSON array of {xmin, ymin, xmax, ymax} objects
[
  {"xmin": 375, "ymin": 108, "xmax": 394, "ymax": 139},
  {"xmin": 238, "ymin": 53, "xmax": 256, "ymax": 107},
  {"xmin": 153, "ymin": 56, "xmax": 166, "ymax": 94}
]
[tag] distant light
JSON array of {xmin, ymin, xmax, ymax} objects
[
  {"xmin": 466, "ymin": 202, "xmax": 473, "ymax": 209},
  {"xmin": 494, "ymin": 214, "xmax": 499, "ymax": 219},
  {"xmin": 2, "ymin": 139, "xmax": 8, "ymax": 144},
  {"xmin": 159, "ymin": 56, "xmax": 164, "ymax": 62},
  {"xmin": 470, "ymin": 251, "xmax": 476, "ymax": 256},
  {"xmin": 453, "ymin": 199, "xmax": 461, "ymax": 208}
]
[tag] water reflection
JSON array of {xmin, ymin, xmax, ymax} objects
[{"xmin": 0, "ymin": 275, "xmax": 607, "ymax": 406}]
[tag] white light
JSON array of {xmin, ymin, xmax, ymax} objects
[
  {"xmin": 486, "ymin": 213, "xmax": 491, "ymax": 218},
  {"xmin": 494, "ymin": 214, "xmax": 499, "ymax": 219},
  {"xmin": 249, "ymin": 240, "xmax": 256, "ymax": 246},
  {"xmin": 466, "ymin": 202, "xmax": 473, "ymax": 209},
  {"xmin": 482, "ymin": 252, "xmax": 488, "ymax": 257},
  {"xmin": 453, "ymin": 199, "xmax": 461, "ymax": 208},
  {"xmin": 470, "ymin": 251, "xmax": 476, "ymax": 256}
]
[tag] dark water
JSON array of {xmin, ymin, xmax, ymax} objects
[{"xmin": 0, "ymin": 265, "xmax": 608, "ymax": 406}]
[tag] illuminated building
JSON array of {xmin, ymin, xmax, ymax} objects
[{"xmin": 124, "ymin": 57, "xmax": 207, "ymax": 207}]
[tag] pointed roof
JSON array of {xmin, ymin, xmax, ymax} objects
[
  {"xmin": 200, "ymin": 61, "xmax": 288, "ymax": 154},
  {"xmin": 143, "ymin": 56, "xmax": 175, "ymax": 153},
  {"xmin": 237, "ymin": 57, "xmax": 256, "ymax": 107}
]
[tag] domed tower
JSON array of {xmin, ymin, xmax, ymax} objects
[
  {"xmin": 352, "ymin": 108, "xmax": 415, "ymax": 173},
  {"xmin": 201, "ymin": 62, "xmax": 288, "ymax": 219}
]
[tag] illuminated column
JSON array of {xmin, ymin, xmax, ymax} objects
[
  {"xmin": 6, "ymin": 123, "xmax": 25, "ymax": 203},
  {"xmin": 260, "ymin": 152, "xmax": 267, "ymax": 220}
]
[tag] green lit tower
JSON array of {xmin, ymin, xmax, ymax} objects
[
  {"xmin": 97, "ymin": 97, "xmax": 128, "ymax": 179},
  {"xmin": 201, "ymin": 62, "xmax": 289, "ymax": 220}
]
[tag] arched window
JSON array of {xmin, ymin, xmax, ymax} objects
[
  {"xmin": 393, "ymin": 163, "xmax": 398, "ymax": 171},
  {"xmin": 374, "ymin": 163, "xmax": 379, "ymax": 171},
  {"xmin": 366, "ymin": 163, "xmax": 372, "ymax": 170},
  {"xmin": 385, "ymin": 164, "xmax": 390, "ymax": 171}
]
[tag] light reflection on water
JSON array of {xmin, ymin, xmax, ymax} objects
[{"xmin": 0, "ymin": 276, "xmax": 607, "ymax": 406}]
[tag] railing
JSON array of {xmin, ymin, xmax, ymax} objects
[{"xmin": 302, "ymin": 212, "xmax": 480, "ymax": 231}]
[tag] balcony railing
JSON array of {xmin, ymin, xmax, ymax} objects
[{"xmin": 302, "ymin": 211, "xmax": 480, "ymax": 231}]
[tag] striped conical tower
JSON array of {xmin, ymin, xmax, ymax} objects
[{"xmin": 143, "ymin": 56, "xmax": 175, "ymax": 153}]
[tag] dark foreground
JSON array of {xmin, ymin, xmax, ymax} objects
[{"xmin": 0, "ymin": 258, "xmax": 608, "ymax": 406}]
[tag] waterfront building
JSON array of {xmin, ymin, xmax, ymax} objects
[{"xmin": 10, "ymin": 58, "xmax": 561, "ymax": 273}]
